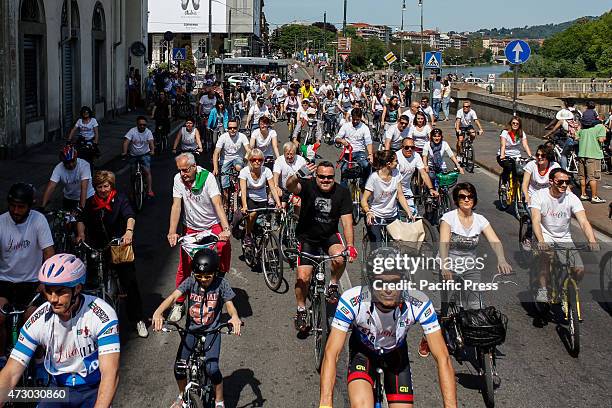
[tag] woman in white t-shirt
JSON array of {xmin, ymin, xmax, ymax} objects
[
  {"xmin": 521, "ymin": 144, "xmax": 559, "ymax": 205},
  {"xmin": 360, "ymin": 150, "xmax": 413, "ymax": 245},
  {"xmin": 422, "ymin": 128, "xmax": 464, "ymax": 179},
  {"xmin": 497, "ymin": 117, "xmax": 533, "ymax": 185},
  {"xmin": 407, "ymin": 111, "xmax": 432, "ymax": 152},
  {"xmin": 249, "ymin": 116, "xmax": 280, "ymax": 170},
  {"xmin": 172, "ymin": 117, "xmax": 203, "ymax": 155},
  {"xmin": 239, "ymin": 148, "xmax": 282, "ymax": 245},
  {"xmin": 67, "ymin": 106, "xmax": 100, "ymax": 167}
]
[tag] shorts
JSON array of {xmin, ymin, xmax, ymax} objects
[
  {"xmin": 38, "ymin": 383, "xmax": 99, "ymax": 408},
  {"xmin": 221, "ymin": 158, "xmax": 244, "ymax": 189},
  {"xmin": 458, "ymin": 125, "xmax": 474, "ymax": 136},
  {"xmin": 347, "ymin": 333, "xmax": 414, "ymax": 405},
  {"xmin": 0, "ymin": 281, "xmax": 39, "ymax": 307},
  {"xmin": 577, "ymin": 157, "xmax": 601, "ymax": 182},
  {"xmin": 62, "ymin": 197, "xmax": 80, "ymax": 210},
  {"xmin": 129, "ymin": 154, "xmax": 151, "ymax": 170},
  {"xmin": 247, "ymin": 198, "xmax": 268, "ymax": 210},
  {"xmin": 296, "ymin": 233, "xmax": 345, "ymax": 267}
]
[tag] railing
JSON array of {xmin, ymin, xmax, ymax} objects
[{"xmin": 494, "ymin": 78, "xmax": 612, "ymax": 94}]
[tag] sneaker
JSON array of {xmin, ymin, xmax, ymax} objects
[
  {"xmin": 294, "ymin": 308, "xmax": 309, "ymax": 332},
  {"xmin": 168, "ymin": 303, "xmax": 184, "ymax": 323},
  {"xmin": 535, "ymin": 287, "xmax": 549, "ymax": 303},
  {"xmin": 579, "ymin": 194, "xmax": 590, "ymax": 201},
  {"xmin": 137, "ymin": 321, "xmax": 149, "ymax": 338},
  {"xmin": 591, "ymin": 196, "xmax": 606, "ymax": 204},
  {"xmin": 325, "ymin": 283, "xmax": 340, "ymax": 304},
  {"xmin": 418, "ymin": 336, "xmax": 431, "ymax": 358}
]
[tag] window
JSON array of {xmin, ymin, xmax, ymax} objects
[
  {"xmin": 92, "ymin": 3, "xmax": 106, "ymax": 103},
  {"xmin": 23, "ymin": 36, "xmax": 42, "ymax": 119}
]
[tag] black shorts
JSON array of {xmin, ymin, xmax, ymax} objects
[
  {"xmin": 458, "ymin": 125, "xmax": 474, "ymax": 136},
  {"xmin": 0, "ymin": 281, "xmax": 40, "ymax": 308},
  {"xmin": 347, "ymin": 333, "xmax": 414, "ymax": 404},
  {"xmin": 296, "ymin": 233, "xmax": 345, "ymax": 267},
  {"xmin": 247, "ymin": 198, "xmax": 268, "ymax": 210}
]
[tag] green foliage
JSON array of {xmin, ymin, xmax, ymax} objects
[
  {"xmin": 474, "ymin": 16, "xmax": 597, "ymax": 39},
  {"xmin": 270, "ymin": 24, "xmax": 335, "ymax": 57},
  {"xmin": 181, "ymin": 46, "xmax": 196, "ymax": 74}
]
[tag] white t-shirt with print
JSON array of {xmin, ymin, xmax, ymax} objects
[
  {"xmin": 273, "ymin": 155, "xmax": 307, "ymax": 190},
  {"xmin": 50, "ymin": 158, "xmax": 95, "ymax": 201},
  {"xmin": 215, "ymin": 132, "xmax": 249, "ymax": 164},
  {"xmin": 336, "ymin": 122, "xmax": 372, "ymax": 153},
  {"xmin": 250, "ymin": 129, "xmax": 277, "ymax": 157},
  {"xmin": 523, "ymin": 161, "xmax": 560, "ymax": 197},
  {"xmin": 395, "ymin": 150, "xmax": 424, "ymax": 196},
  {"xmin": 124, "ymin": 127, "xmax": 154, "ymax": 156},
  {"xmin": 385, "ymin": 124, "xmax": 410, "ymax": 151},
  {"xmin": 239, "ymin": 167, "xmax": 272, "ymax": 202},
  {"xmin": 456, "ymin": 109, "xmax": 478, "ymax": 127},
  {"xmin": 74, "ymin": 118, "xmax": 99, "ymax": 141},
  {"xmin": 497, "ymin": 130, "xmax": 526, "ymax": 158},
  {"xmin": 0, "ymin": 211, "xmax": 54, "ymax": 282},
  {"xmin": 407, "ymin": 125, "xmax": 432, "ymax": 150},
  {"xmin": 441, "ymin": 209, "xmax": 490, "ymax": 262},
  {"xmin": 364, "ymin": 169, "xmax": 402, "ymax": 219},
  {"xmin": 422, "ymin": 141, "xmax": 454, "ymax": 169},
  {"xmin": 529, "ymin": 189, "xmax": 584, "ymax": 242},
  {"xmin": 173, "ymin": 167, "xmax": 221, "ymax": 230}
]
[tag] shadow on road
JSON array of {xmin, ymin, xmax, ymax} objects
[{"xmin": 223, "ymin": 368, "xmax": 266, "ymax": 408}]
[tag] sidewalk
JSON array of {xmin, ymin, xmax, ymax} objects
[
  {"xmin": 432, "ymin": 118, "xmax": 612, "ymax": 237},
  {"xmin": 0, "ymin": 109, "xmax": 182, "ymax": 211}
]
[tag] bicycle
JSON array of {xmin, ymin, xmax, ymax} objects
[
  {"xmin": 161, "ymin": 321, "xmax": 242, "ymax": 408},
  {"xmin": 128, "ymin": 154, "xmax": 149, "ymax": 212},
  {"xmin": 371, "ymin": 111, "xmax": 383, "ymax": 143},
  {"xmin": 219, "ymin": 168, "xmax": 240, "ymax": 224},
  {"xmin": 498, "ymin": 157, "xmax": 532, "ymax": 218},
  {"xmin": 338, "ymin": 145, "xmax": 363, "ymax": 226},
  {"xmin": 440, "ymin": 274, "xmax": 515, "ymax": 408},
  {"xmin": 241, "ymin": 208, "xmax": 284, "ymax": 291},
  {"xmin": 533, "ymin": 243, "xmax": 590, "ymax": 357},
  {"xmin": 322, "ymin": 113, "xmax": 340, "ymax": 145},
  {"xmin": 45, "ymin": 209, "xmax": 77, "ymax": 254},
  {"xmin": 278, "ymin": 198, "xmax": 299, "ymax": 266},
  {"xmin": 459, "ymin": 129, "xmax": 476, "ymax": 173},
  {"xmin": 287, "ymin": 111, "xmax": 297, "ymax": 136},
  {"xmin": 77, "ymin": 239, "xmax": 124, "ymax": 314},
  {"xmin": 154, "ymin": 122, "xmax": 169, "ymax": 154},
  {"xmin": 548, "ymin": 136, "xmax": 579, "ymax": 186},
  {"xmin": 424, "ymin": 169, "xmax": 459, "ymax": 226},
  {"xmin": 284, "ymin": 248, "xmax": 349, "ymax": 372}
]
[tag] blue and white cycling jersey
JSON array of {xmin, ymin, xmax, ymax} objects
[
  {"xmin": 10, "ymin": 294, "xmax": 120, "ymax": 386},
  {"xmin": 332, "ymin": 286, "xmax": 440, "ymax": 353}
]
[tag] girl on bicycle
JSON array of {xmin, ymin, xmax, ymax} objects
[
  {"xmin": 339, "ymin": 87, "xmax": 355, "ymax": 121},
  {"xmin": 249, "ymin": 116, "xmax": 280, "ymax": 170},
  {"xmin": 422, "ymin": 128, "xmax": 464, "ymax": 183},
  {"xmin": 521, "ymin": 144, "xmax": 559, "ymax": 206},
  {"xmin": 407, "ymin": 111, "xmax": 432, "ymax": 153},
  {"xmin": 360, "ymin": 150, "xmax": 413, "ymax": 246},
  {"xmin": 172, "ymin": 117, "xmax": 203, "ymax": 155},
  {"xmin": 371, "ymin": 89, "xmax": 387, "ymax": 130},
  {"xmin": 239, "ymin": 148, "xmax": 282, "ymax": 246},
  {"xmin": 497, "ymin": 116, "xmax": 533, "ymax": 185},
  {"xmin": 382, "ymin": 95, "xmax": 401, "ymax": 133},
  {"xmin": 67, "ymin": 106, "xmax": 100, "ymax": 167},
  {"xmin": 284, "ymin": 88, "xmax": 300, "ymax": 130}
]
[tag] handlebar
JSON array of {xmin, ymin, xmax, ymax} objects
[
  {"xmin": 77, "ymin": 238, "xmax": 123, "ymax": 253},
  {"xmin": 246, "ymin": 207, "xmax": 283, "ymax": 214},
  {"xmin": 161, "ymin": 321, "xmax": 244, "ymax": 336},
  {"xmin": 0, "ymin": 293, "xmax": 41, "ymax": 316},
  {"xmin": 284, "ymin": 249, "xmax": 349, "ymax": 263}
]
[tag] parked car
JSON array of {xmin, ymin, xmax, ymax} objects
[
  {"xmin": 227, "ymin": 74, "xmax": 250, "ymax": 87},
  {"xmin": 464, "ymin": 76, "xmax": 495, "ymax": 91}
]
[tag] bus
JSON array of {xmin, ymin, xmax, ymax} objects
[{"xmin": 213, "ymin": 57, "xmax": 289, "ymax": 83}]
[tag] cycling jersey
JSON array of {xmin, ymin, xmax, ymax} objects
[
  {"xmin": 300, "ymin": 86, "xmax": 315, "ymax": 100},
  {"xmin": 332, "ymin": 286, "xmax": 439, "ymax": 353},
  {"xmin": 11, "ymin": 294, "xmax": 120, "ymax": 386}
]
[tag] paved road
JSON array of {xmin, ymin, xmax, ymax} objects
[{"xmin": 107, "ymin": 109, "xmax": 612, "ymax": 407}]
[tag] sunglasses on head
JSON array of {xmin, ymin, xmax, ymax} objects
[
  {"xmin": 553, "ymin": 179, "xmax": 570, "ymax": 186},
  {"xmin": 458, "ymin": 193, "xmax": 474, "ymax": 201},
  {"xmin": 317, "ymin": 174, "xmax": 334, "ymax": 180}
]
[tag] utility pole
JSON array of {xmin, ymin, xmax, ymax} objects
[
  {"xmin": 228, "ymin": 9, "xmax": 232, "ymax": 58},
  {"xmin": 208, "ymin": 0, "xmax": 212, "ymax": 72},
  {"xmin": 419, "ymin": 0, "xmax": 424, "ymax": 91},
  {"xmin": 343, "ymin": 0, "xmax": 347, "ymax": 36},
  {"xmin": 400, "ymin": 0, "xmax": 405, "ymax": 72},
  {"xmin": 323, "ymin": 12, "xmax": 327, "ymax": 81}
]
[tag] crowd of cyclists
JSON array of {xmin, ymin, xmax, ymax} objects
[{"xmin": 0, "ymin": 64, "xmax": 609, "ymax": 408}]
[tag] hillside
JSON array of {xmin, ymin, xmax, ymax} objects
[{"xmin": 473, "ymin": 16, "xmax": 597, "ymax": 39}]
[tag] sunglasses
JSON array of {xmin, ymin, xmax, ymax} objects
[
  {"xmin": 228, "ymin": 127, "xmax": 238, "ymax": 130},
  {"xmin": 250, "ymin": 158, "xmax": 263, "ymax": 163},
  {"xmin": 316, "ymin": 174, "xmax": 334, "ymax": 180},
  {"xmin": 458, "ymin": 193, "xmax": 474, "ymax": 201},
  {"xmin": 536, "ymin": 153, "xmax": 546, "ymax": 158},
  {"xmin": 553, "ymin": 179, "xmax": 570, "ymax": 186},
  {"xmin": 403, "ymin": 145, "xmax": 415, "ymax": 150},
  {"xmin": 511, "ymin": 122, "xmax": 520, "ymax": 125}
]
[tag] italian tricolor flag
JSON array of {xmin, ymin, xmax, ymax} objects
[{"xmin": 299, "ymin": 142, "xmax": 321, "ymax": 161}]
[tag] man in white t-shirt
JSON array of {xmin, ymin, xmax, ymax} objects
[
  {"xmin": 246, "ymin": 96, "xmax": 271, "ymax": 131},
  {"xmin": 41, "ymin": 145, "xmax": 95, "ymax": 210},
  {"xmin": 167, "ymin": 152, "xmax": 232, "ymax": 322},
  {"xmin": 212, "ymin": 119, "xmax": 251, "ymax": 193},
  {"xmin": 395, "ymin": 138, "xmax": 437, "ymax": 210},
  {"xmin": 0, "ymin": 183, "xmax": 54, "ymax": 367},
  {"xmin": 273, "ymin": 142, "xmax": 307, "ymax": 212},
  {"xmin": 529, "ymin": 168, "xmax": 598, "ymax": 303},
  {"xmin": 270, "ymin": 83, "xmax": 288, "ymax": 118},
  {"xmin": 198, "ymin": 89, "xmax": 217, "ymax": 129},
  {"xmin": 351, "ymin": 80, "xmax": 366, "ymax": 103},
  {"xmin": 384, "ymin": 115, "xmax": 411, "ymax": 151},
  {"xmin": 454, "ymin": 100, "xmax": 484, "ymax": 157},
  {"xmin": 122, "ymin": 116, "xmax": 155, "ymax": 197},
  {"xmin": 335, "ymin": 108, "xmax": 374, "ymax": 188}
]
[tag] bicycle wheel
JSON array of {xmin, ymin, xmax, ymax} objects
[
  {"xmin": 411, "ymin": 173, "xmax": 423, "ymax": 210},
  {"xmin": 185, "ymin": 388, "xmax": 205, "ymax": 408},
  {"xmin": 134, "ymin": 173, "xmax": 144, "ymax": 211},
  {"xmin": 312, "ymin": 292, "xmax": 328, "ymax": 372},
  {"xmin": 518, "ymin": 215, "xmax": 533, "ymax": 255},
  {"xmin": 480, "ymin": 349, "xmax": 496, "ymax": 408},
  {"xmin": 566, "ymin": 283, "xmax": 580, "ymax": 357},
  {"xmin": 262, "ymin": 233, "xmax": 283, "ymax": 291},
  {"xmin": 351, "ymin": 182, "xmax": 361, "ymax": 225},
  {"xmin": 279, "ymin": 217, "xmax": 297, "ymax": 263},
  {"xmin": 498, "ymin": 177, "xmax": 510, "ymax": 211},
  {"xmin": 464, "ymin": 145, "xmax": 475, "ymax": 173}
]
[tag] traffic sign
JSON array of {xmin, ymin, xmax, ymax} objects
[
  {"xmin": 340, "ymin": 54, "xmax": 349, "ymax": 62},
  {"xmin": 424, "ymin": 51, "xmax": 442, "ymax": 69},
  {"xmin": 384, "ymin": 52, "xmax": 397, "ymax": 65},
  {"xmin": 172, "ymin": 48, "xmax": 186, "ymax": 61},
  {"xmin": 504, "ymin": 40, "xmax": 531, "ymax": 65},
  {"xmin": 338, "ymin": 37, "xmax": 352, "ymax": 53}
]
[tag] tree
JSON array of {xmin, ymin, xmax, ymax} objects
[
  {"xmin": 311, "ymin": 22, "xmax": 337, "ymax": 33},
  {"xmin": 482, "ymin": 48, "xmax": 493, "ymax": 63}
]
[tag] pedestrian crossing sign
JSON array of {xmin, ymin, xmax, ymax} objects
[
  {"xmin": 172, "ymin": 47, "xmax": 187, "ymax": 61},
  {"xmin": 384, "ymin": 52, "xmax": 397, "ymax": 65},
  {"xmin": 424, "ymin": 51, "xmax": 441, "ymax": 69}
]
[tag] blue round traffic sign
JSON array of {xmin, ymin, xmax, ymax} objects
[{"xmin": 504, "ymin": 40, "xmax": 531, "ymax": 65}]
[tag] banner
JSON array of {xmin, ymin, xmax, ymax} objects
[{"xmin": 148, "ymin": 0, "xmax": 227, "ymax": 33}]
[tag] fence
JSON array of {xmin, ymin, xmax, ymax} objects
[{"xmin": 494, "ymin": 78, "xmax": 612, "ymax": 94}]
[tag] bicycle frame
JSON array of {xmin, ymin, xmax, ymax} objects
[
  {"xmin": 78, "ymin": 239, "xmax": 122, "ymax": 309},
  {"xmin": 548, "ymin": 245, "xmax": 586, "ymax": 321}
]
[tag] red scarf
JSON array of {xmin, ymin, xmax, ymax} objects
[
  {"xmin": 92, "ymin": 190, "xmax": 117, "ymax": 211},
  {"xmin": 508, "ymin": 130, "xmax": 516, "ymax": 143}
]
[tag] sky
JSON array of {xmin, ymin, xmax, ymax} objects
[{"xmin": 263, "ymin": 0, "xmax": 610, "ymax": 33}]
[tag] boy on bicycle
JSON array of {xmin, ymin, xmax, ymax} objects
[{"xmin": 152, "ymin": 248, "xmax": 242, "ymax": 408}]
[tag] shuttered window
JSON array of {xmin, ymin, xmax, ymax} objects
[{"xmin": 23, "ymin": 35, "xmax": 41, "ymax": 120}]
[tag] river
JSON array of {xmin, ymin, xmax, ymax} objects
[{"xmin": 441, "ymin": 64, "xmax": 510, "ymax": 79}]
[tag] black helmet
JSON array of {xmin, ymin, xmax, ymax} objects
[
  {"xmin": 192, "ymin": 248, "xmax": 220, "ymax": 275},
  {"xmin": 7, "ymin": 183, "xmax": 35, "ymax": 205}
]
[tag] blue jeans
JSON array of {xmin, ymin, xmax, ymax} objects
[
  {"xmin": 340, "ymin": 151, "xmax": 370, "ymax": 189},
  {"xmin": 559, "ymin": 138, "xmax": 576, "ymax": 170},
  {"xmin": 432, "ymin": 99, "xmax": 442, "ymax": 120},
  {"xmin": 442, "ymin": 96, "xmax": 451, "ymax": 119}
]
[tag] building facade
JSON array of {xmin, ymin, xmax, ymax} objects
[
  {"xmin": 148, "ymin": 0, "xmax": 264, "ymax": 69},
  {"xmin": 349, "ymin": 23, "xmax": 391, "ymax": 43},
  {"xmin": 0, "ymin": 0, "xmax": 148, "ymax": 157}
]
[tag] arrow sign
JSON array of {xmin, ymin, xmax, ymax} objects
[
  {"xmin": 504, "ymin": 40, "xmax": 531, "ymax": 65},
  {"xmin": 424, "ymin": 51, "xmax": 442, "ymax": 69},
  {"xmin": 172, "ymin": 47, "xmax": 187, "ymax": 61}
]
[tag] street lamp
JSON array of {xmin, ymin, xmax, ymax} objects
[
  {"xmin": 418, "ymin": 0, "xmax": 424, "ymax": 91},
  {"xmin": 400, "ymin": 0, "xmax": 406, "ymax": 72}
]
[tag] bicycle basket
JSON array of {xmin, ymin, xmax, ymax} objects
[
  {"xmin": 437, "ymin": 171, "xmax": 459, "ymax": 188},
  {"xmin": 341, "ymin": 163, "xmax": 362, "ymax": 180},
  {"xmin": 180, "ymin": 231, "xmax": 219, "ymax": 259},
  {"xmin": 456, "ymin": 306, "xmax": 508, "ymax": 348}
]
